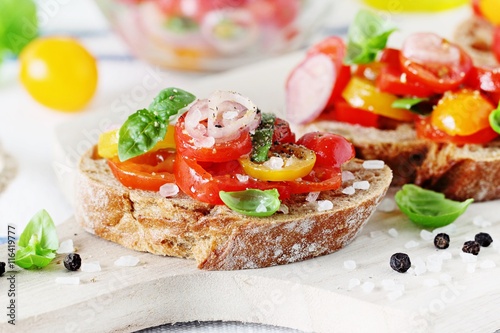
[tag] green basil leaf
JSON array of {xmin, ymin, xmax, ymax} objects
[
  {"xmin": 391, "ymin": 97, "xmax": 439, "ymax": 115},
  {"xmin": 251, "ymin": 113, "xmax": 276, "ymax": 163},
  {"xmin": 395, "ymin": 184, "xmax": 474, "ymax": 228},
  {"xmin": 344, "ymin": 10, "xmax": 397, "ymax": 65},
  {"xmin": 118, "ymin": 109, "xmax": 167, "ymax": 161},
  {"xmin": 392, "ymin": 98, "xmax": 427, "ymax": 110},
  {"xmin": 148, "ymin": 87, "xmax": 196, "ymax": 122},
  {"xmin": 0, "ymin": 0, "xmax": 38, "ymax": 55},
  {"xmin": 489, "ymin": 104, "xmax": 500, "ymax": 134},
  {"xmin": 15, "ymin": 209, "xmax": 58, "ymax": 269},
  {"xmin": 220, "ymin": 189, "xmax": 281, "ymax": 217}
]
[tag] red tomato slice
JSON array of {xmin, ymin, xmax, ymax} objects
[
  {"xmin": 308, "ymin": 36, "xmax": 352, "ymax": 107},
  {"xmin": 377, "ymin": 48, "xmax": 435, "ymax": 97},
  {"xmin": 415, "ymin": 116, "xmax": 499, "ymax": 144},
  {"xmin": 174, "ymin": 113, "xmax": 252, "ymax": 162},
  {"xmin": 107, "ymin": 149, "xmax": 176, "ymax": 191},
  {"xmin": 287, "ymin": 166, "xmax": 342, "ymax": 194},
  {"xmin": 326, "ymin": 100, "xmax": 380, "ymax": 128},
  {"xmin": 272, "ymin": 117, "xmax": 296, "ymax": 144},
  {"xmin": 297, "ymin": 131, "xmax": 355, "ymax": 167},
  {"xmin": 399, "ymin": 33, "xmax": 473, "ymax": 93},
  {"xmin": 493, "ymin": 26, "xmax": 500, "ymax": 64},
  {"xmin": 465, "ymin": 66, "xmax": 500, "ymax": 93}
]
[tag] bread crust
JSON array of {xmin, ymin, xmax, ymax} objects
[
  {"xmin": 75, "ymin": 149, "xmax": 392, "ymax": 270},
  {"xmin": 301, "ymin": 121, "xmax": 500, "ymax": 202}
]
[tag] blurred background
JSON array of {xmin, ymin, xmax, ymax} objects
[{"xmin": 0, "ymin": 0, "xmax": 491, "ymax": 331}]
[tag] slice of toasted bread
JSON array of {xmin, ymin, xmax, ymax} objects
[
  {"xmin": 74, "ymin": 148, "xmax": 392, "ymax": 270},
  {"xmin": 299, "ymin": 121, "xmax": 500, "ymax": 202}
]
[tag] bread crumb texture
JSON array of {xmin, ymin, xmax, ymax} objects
[{"xmin": 75, "ymin": 149, "xmax": 392, "ymax": 270}]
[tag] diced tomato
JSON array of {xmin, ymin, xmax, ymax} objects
[
  {"xmin": 272, "ymin": 117, "xmax": 296, "ymax": 144},
  {"xmin": 297, "ymin": 132, "xmax": 355, "ymax": 168},
  {"xmin": 377, "ymin": 48, "xmax": 435, "ymax": 97},
  {"xmin": 415, "ymin": 116, "xmax": 498, "ymax": 144},
  {"xmin": 107, "ymin": 149, "xmax": 176, "ymax": 191},
  {"xmin": 174, "ymin": 113, "xmax": 252, "ymax": 162},
  {"xmin": 493, "ymin": 26, "xmax": 500, "ymax": 64},
  {"xmin": 308, "ymin": 36, "xmax": 352, "ymax": 107},
  {"xmin": 399, "ymin": 33, "xmax": 473, "ymax": 93}
]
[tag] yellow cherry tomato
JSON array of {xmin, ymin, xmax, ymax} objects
[
  {"xmin": 342, "ymin": 77, "xmax": 414, "ymax": 122},
  {"xmin": 478, "ymin": 0, "xmax": 500, "ymax": 25},
  {"xmin": 363, "ymin": 0, "xmax": 468, "ymax": 12},
  {"xmin": 431, "ymin": 90, "xmax": 494, "ymax": 136},
  {"xmin": 19, "ymin": 37, "xmax": 98, "ymax": 111},
  {"xmin": 239, "ymin": 144, "xmax": 316, "ymax": 182},
  {"xmin": 97, "ymin": 125, "xmax": 177, "ymax": 159}
]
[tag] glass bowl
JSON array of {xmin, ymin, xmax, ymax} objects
[{"xmin": 94, "ymin": 0, "xmax": 332, "ymax": 71}]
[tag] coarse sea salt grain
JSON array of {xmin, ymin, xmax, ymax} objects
[
  {"xmin": 236, "ymin": 174, "xmax": 249, "ymax": 182},
  {"xmin": 480, "ymin": 260, "xmax": 496, "ymax": 269},
  {"xmin": 278, "ymin": 204, "xmax": 289, "ymax": 214},
  {"xmin": 342, "ymin": 171, "xmax": 355, "ymax": 182},
  {"xmin": 348, "ymin": 278, "xmax": 361, "ymax": 290},
  {"xmin": 387, "ymin": 228, "xmax": 399, "ymax": 238},
  {"xmin": 377, "ymin": 198, "xmax": 396, "ymax": 212},
  {"xmin": 405, "ymin": 240, "xmax": 420, "ymax": 249},
  {"xmin": 342, "ymin": 186, "xmax": 355, "ymax": 195},
  {"xmin": 353, "ymin": 181, "xmax": 370, "ymax": 190},
  {"xmin": 317, "ymin": 200, "xmax": 333, "ymax": 212},
  {"xmin": 343, "ymin": 260, "xmax": 357, "ymax": 271},
  {"xmin": 263, "ymin": 156, "xmax": 284, "ymax": 170},
  {"xmin": 472, "ymin": 215, "xmax": 492, "ymax": 228},
  {"xmin": 114, "ymin": 255, "xmax": 140, "ymax": 267},
  {"xmin": 422, "ymin": 278, "xmax": 440, "ymax": 287},
  {"xmin": 306, "ymin": 191, "xmax": 320, "ymax": 203},
  {"xmin": 460, "ymin": 252, "xmax": 478, "ymax": 263},
  {"xmin": 361, "ymin": 282, "xmax": 375, "ymax": 293},
  {"xmin": 81, "ymin": 261, "xmax": 101, "ymax": 273},
  {"xmin": 57, "ymin": 239, "xmax": 74, "ymax": 254},
  {"xmin": 55, "ymin": 277, "xmax": 80, "ymax": 285},
  {"xmin": 420, "ymin": 230, "xmax": 434, "ymax": 241},
  {"xmin": 362, "ymin": 160, "xmax": 385, "ymax": 170},
  {"xmin": 159, "ymin": 183, "xmax": 179, "ymax": 197}
]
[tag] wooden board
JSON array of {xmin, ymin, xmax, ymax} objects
[{"xmin": 1, "ymin": 195, "xmax": 500, "ymax": 333}]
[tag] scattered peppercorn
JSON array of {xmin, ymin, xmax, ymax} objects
[
  {"xmin": 434, "ymin": 233, "xmax": 450, "ymax": 249},
  {"xmin": 474, "ymin": 232, "xmax": 493, "ymax": 247},
  {"xmin": 64, "ymin": 253, "xmax": 82, "ymax": 271},
  {"xmin": 390, "ymin": 253, "xmax": 411, "ymax": 273},
  {"xmin": 462, "ymin": 241, "xmax": 480, "ymax": 255},
  {"xmin": 0, "ymin": 262, "xmax": 5, "ymax": 277}
]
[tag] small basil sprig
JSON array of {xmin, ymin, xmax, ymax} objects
[
  {"xmin": 391, "ymin": 97, "xmax": 435, "ymax": 116},
  {"xmin": 118, "ymin": 87, "xmax": 196, "ymax": 161},
  {"xmin": 395, "ymin": 185, "xmax": 473, "ymax": 228},
  {"xmin": 344, "ymin": 9, "xmax": 397, "ymax": 65},
  {"xmin": 251, "ymin": 113, "xmax": 276, "ymax": 163},
  {"xmin": 489, "ymin": 104, "xmax": 500, "ymax": 134},
  {"xmin": 15, "ymin": 210, "xmax": 59, "ymax": 269},
  {"xmin": 220, "ymin": 189, "xmax": 281, "ymax": 217}
]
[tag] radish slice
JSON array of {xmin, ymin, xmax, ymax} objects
[
  {"xmin": 285, "ymin": 53, "xmax": 336, "ymax": 124},
  {"xmin": 401, "ymin": 33, "xmax": 461, "ymax": 66}
]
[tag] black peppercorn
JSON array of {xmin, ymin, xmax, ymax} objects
[
  {"xmin": 0, "ymin": 262, "xmax": 5, "ymax": 277},
  {"xmin": 474, "ymin": 232, "xmax": 493, "ymax": 247},
  {"xmin": 462, "ymin": 241, "xmax": 480, "ymax": 255},
  {"xmin": 390, "ymin": 253, "xmax": 411, "ymax": 273},
  {"xmin": 434, "ymin": 233, "xmax": 450, "ymax": 249},
  {"xmin": 64, "ymin": 253, "xmax": 82, "ymax": 271}
]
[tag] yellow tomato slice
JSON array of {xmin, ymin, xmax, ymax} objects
[
  {"xmin": 342, "ymin": 77, "xmax": 414, "ymax": 122},
  {"xmin": 363, "ymin": 0, "xmax": 468, "ymax": 12},
  {"xmin": 97, "ymin": 125, "xmax": 177, "ymax": 159},
  {"xmin": 239, "ymin": 144, "xmax": 316, "ymax": 182},
  {"xmin": 479, "ymin": 0, "xmax": 500, "ymax": 25},
  {"xmin": 431, "ymin": 90, "xmax": 495, "ymax": 136}
]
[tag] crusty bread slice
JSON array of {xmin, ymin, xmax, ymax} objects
[
  {"xmin": 453, "ymin": 16, "xmax": 499, "ymax": 68},
  {"xmin": 74, "ymin": 148, "xmax": 392, "ymax": 270},
  {"xmin": 299, "ymin": 121, "xmax": 500, "ymax": 202}
]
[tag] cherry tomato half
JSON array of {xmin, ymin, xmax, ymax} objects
[
  {"xmin": 174, "ymin": 113, "xmax": 252, "ymax": 162},
  {"xmin": 297, "ymin": 131, "xmax": 355, "ymax": 168},
  {"xmin": 19, "ymin": 37, "xmax": 98, "ymax": 111},
  {"xmin": 107, "ymin": 149, "xmax": 176, "ymax": 191},
  {"xmin": 465, "ymin": 66, "xmax": 500, "ymax": 93},
  {"xmin": 399, "ymin": 33, "xmax": 472, "ymax": 93},
  {"xmin": 416, "ymin": 116, "xmax": 498, "ymax": 144}
]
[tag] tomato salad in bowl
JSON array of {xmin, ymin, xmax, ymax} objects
[
  {"xmin": 285, "ymin": 10, "xmax": 500, "ymax": 145},
  {"xmin": 96, "ymin": 88, "xmax": 355, "ymax": 215}
]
